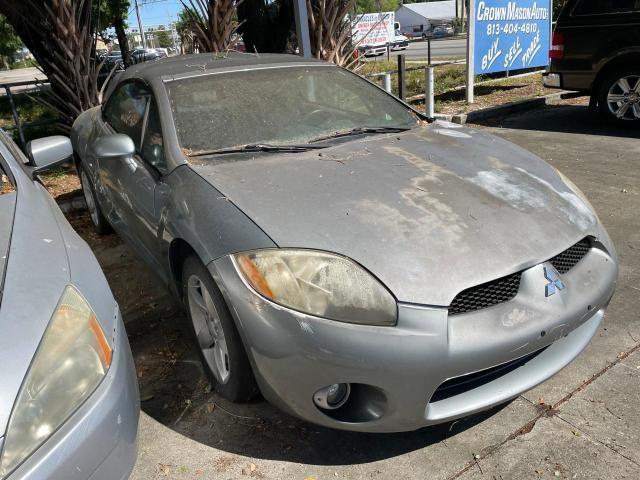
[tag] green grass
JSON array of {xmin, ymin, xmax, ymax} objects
[
  {"xmin": 359, "ymin": 61, "xmax": 551, "ymax": 115},
  {"xmin": 359, "ymin": 61, "xmax": 467, "ymax": 98},
  {"xmin": 10, "ymin": 59, "xmax": 39, "ymax": 69},
  {"xmin": 0, "ymin": 90, "xmax": 59, "ymax": 144}
]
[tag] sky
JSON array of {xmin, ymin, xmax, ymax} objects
[{"xmin": 132, "ymin": 0, "xmax": 183, "ymax": 29}]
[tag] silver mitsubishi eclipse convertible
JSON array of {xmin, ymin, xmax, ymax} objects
[
  {"xmin": 0, "ymin": 131, "xmax": 139, "ymax": 478},
  {"xmin": 71, "ymin": 53, "xmax": 618, "ymax": 433}
]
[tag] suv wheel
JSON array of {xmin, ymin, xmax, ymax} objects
[{"xmin": 598, "ymin": 70, "xmax": 640, "ymax": 122}]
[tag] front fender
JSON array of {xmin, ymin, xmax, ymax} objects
[{"xmin": 161, "ymin": 165, "xmax": 276, "ymax": 283}]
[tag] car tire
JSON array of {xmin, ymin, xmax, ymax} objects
[
  {"xmin": 182, "ymin": 255, "xmax": 258, "ymax": 402},
  {"xmin": 78, "ymin": 162, "xmax": 112, "ymax": 235},
  {"xmin": 597, "ymin": 69, "xmax": 640, "ymax": 122}
]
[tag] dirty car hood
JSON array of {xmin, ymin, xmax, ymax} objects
[{"xmin": 191, "ymin": 123, "xmax": 599, "ymax": 306}]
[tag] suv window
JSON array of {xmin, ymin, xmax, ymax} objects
[
  {"xmin": 103, "ymin": 81, "xmax": 150, "ymax": 150},
  {"xmin": 574, "ymin": 0, "xmax": 640, "ymax": 15}
]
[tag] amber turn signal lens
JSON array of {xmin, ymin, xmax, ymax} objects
[
  {"xmin": 236, "ymin": 255, "xmax": 274, "ymax": 299},
  {"xmin": 89, "ymin": 316, "xmax": 113, "ymax": 368}
]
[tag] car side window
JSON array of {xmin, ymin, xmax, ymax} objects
[
  {"xmin": 103, "ymin": 82, "xmax": 150, "ymax": 151},
  {"xmin": 574, "ymin": 0, "xmax": 640, "ymax": 14},
  {"xmin": 141, "ymin": 98, "xmax": 166, "ymax": 173}
]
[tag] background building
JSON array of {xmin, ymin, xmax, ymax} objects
[{"xmin": 395, "ymin": 1, "xmax": 457, "ymax": 36}]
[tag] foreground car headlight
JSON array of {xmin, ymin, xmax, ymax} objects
[
  {"xmin": 0, "ymin": 286, "xmax": 112, "ymax": 476},
  {"xmin": 233, "ymin": 250, "xmax": 397, "ymax": 326}
]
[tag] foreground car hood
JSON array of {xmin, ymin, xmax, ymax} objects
[
  {"xmin": 0, "ymin": 188, "xmax": 16, "ymax": 303},
  {"xmin": 191, "ymin": 123, "xmax": 599, "ymax": 305},
  {"xmin": 0, "ymin": 177, "xmax": 70, "ymax": 436}
]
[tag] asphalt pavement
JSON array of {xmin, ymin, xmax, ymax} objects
[
  {"xmin": 0, "ymin": 67, "xmax": 47, "ymax": 94},
  {"xmin": 365, "ymin": 37, "xmax": 467, "ymax": 62},
  {"xmin": 126, "ymin": 101, "xmax": 640, "ymax": 479}
]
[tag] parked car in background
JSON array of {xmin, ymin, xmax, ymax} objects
[
  {"xmin": 72, "ymin": 53, "xmax": 617, "ymax": 433},
  {"xmin": 544, "ymin": 0, "xmax": 640, "ymax": 122},
  {"xmin": 97, "ymin": 52, "xmax": 125, "ymax": 88},
  {"xmin": 357, "ymin": 43, "xmax": 387, "ymax": 57},
  {"xmin": 400, "ymin": 29, "xmax": 414, "ymax": 40},
  {"xmin": 130, "ymin": 48, "xmax": 166, "ymax": 64},
  {"xmin": 391, "ymin": 30, "xmax": 409, "ymax": 51},
  {"xmin": 0, "ymin": 131, "xmax": 139, "ymax": 479},
  {"xmin": 426, "ymin": 24, "xmax": 454, "ymax": 39},
  {"xmin": 154, "ymin": 48, "xmax": 170, "ymax": 58}
]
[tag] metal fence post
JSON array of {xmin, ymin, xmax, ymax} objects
[
  {"xmin": 4, "ymin": 85, "xmax": 26, "ymax": 149},
  {"xmin": 427, "ymin": 36, "xmax": 432, "ymax": 65},
  {"xmin": 293, "ymin": 0, "xmax": 312, "ymax": 58},
  {"xmin": 397, "ymin": 54, "xmax": 406, "ymax": 101},
  {"xmin": 383, "ymin": 73, "xmax": 392, "ymax": 94},
  {"xmin": 425, "ymin": 66, "xmax": 435, "ymax": 118}
]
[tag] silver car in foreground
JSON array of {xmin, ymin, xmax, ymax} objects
[
  {"xmin": 72, "ymin": 53, "xmax": 617, "ymax": 433},
  {"xmin": 0, "ymin": 131, "xmax": 139, "ymax": 479}
]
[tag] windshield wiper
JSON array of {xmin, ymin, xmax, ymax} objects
[
  {"xmin": 187, "ymin": 143, "xmax": 326, "ymax": 157},
  {"xmin": 309, "ymin": 126, "xmax": 411, "ymax": 143}
]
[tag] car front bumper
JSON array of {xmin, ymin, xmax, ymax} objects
[
  {"xmin": 361, "ymin": 46, "xmax": 388, "ymax": 57},
  {"xmin": 6, "ymin": 306, "xmax": 140, "ymax": 480},
  {"xmin": 211, "ymin": 243, "xmax": 617, "ymax": 433}
]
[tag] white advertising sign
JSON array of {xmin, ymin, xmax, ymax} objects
[{"xmin": 352, "ymin": 12, "xmax": 395, "ymax": 47}]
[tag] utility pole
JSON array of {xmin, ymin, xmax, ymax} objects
[
  {"xmin": 293, "ymin": 0, "xmax": 312, "ymax": 58},
  {"xmin": 134, "ymin": 0, "xmax": 147, "ymax": 49}
]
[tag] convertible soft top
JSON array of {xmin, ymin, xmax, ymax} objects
[{"xmin": 121, "ymin": 52, "xmax": 324, "ymax": 83}]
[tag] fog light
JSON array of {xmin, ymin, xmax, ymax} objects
[{"xmin": 314, "ymin": 383, "xmax": 351, "ymax": 410}]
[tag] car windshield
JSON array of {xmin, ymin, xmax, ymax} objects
[{"xmin": 166, "ymin": 65, "xmax": 418, "ymax": 154}]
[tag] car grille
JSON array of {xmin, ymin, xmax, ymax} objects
[
  {"xmin": 429, "ymin": 347, "xmax": 548, "ymax": 403},
  {"xmin": 448, "ymin": 238, "xmax": 593, "ymax": 316},
  {"xmin": 550, "ymin": 237, "xmax": 592, "ymax": 274},
  {"xmin": 448, "ymin": 272, "xmax": 521, "ymax": 316}
]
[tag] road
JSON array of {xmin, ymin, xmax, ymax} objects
[
  {"xmin": 365, "ymin": 37, "xmax": 467, "ymax": 62},
  {"xmin": 67, "ymin": 99, "xmax": 635, "ymax": 480},
  {"xmin": 0, "ymin": 67, "xmax": 47, "ymax": 94}
]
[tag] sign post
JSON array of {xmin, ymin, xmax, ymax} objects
[{"xmin": 466, "ymin": 0, "xmax": 476, "ymax": 103}]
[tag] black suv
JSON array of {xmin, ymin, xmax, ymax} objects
[{"xmin": 544, "ymin": 0, "xmax": 640, "ymax": 122}]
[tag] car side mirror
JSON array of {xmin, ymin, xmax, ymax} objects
[
  {"xmin": 93, "ymin": 134, "xmax": 135, "ymax": 159},
  {"xmin": 26, "ymin": 136, "xmax": 73, "ymax": 175}
]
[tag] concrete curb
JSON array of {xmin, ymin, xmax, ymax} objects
[
  {"xmin": 434, "ymin": 91, "xmax": 583, "ymax": 124},
  {"xmin": 57, "ymin": 195, "xmax": 86, "ymax": 213}
]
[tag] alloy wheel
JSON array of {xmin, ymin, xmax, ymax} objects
[
  {"xmin": 606, "ymin": 75, "xmax": 640, "ymax": 121},
  {"xmin": 187, "ymin": 274, "xmax": 231, "ymax": 384}
]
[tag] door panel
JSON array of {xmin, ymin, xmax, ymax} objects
[{"xmin": 92, "ymin": 80, "xmax": 169, "ymax": 276}]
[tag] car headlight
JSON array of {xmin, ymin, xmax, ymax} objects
[
  {"xmin": 233, "ymin": 249, "xmax": 397, "ymax": 326},
  {"xmin": 0, "ymin": 286, "xmax": 112, "ymax": 476}
]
